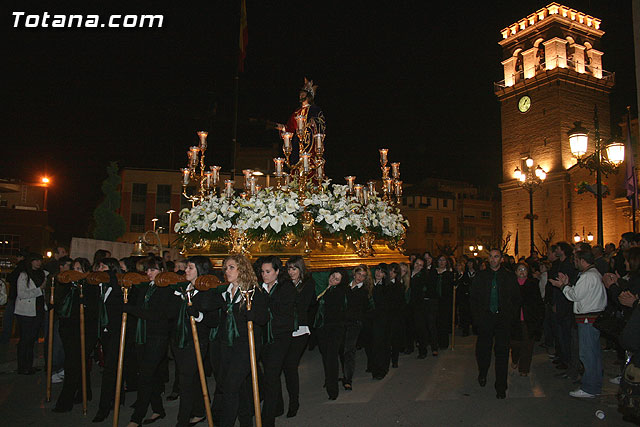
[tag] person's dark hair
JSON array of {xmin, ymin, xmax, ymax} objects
[
  {"xmin": 592, "ymin": 245, "xmax": 604, "ymax": 257},
  {"xmin": 412, "ymin": 257, "xmax": 425, "ymax": 269},
  {"xmin": 435, "ymin": 254, "xmax": 452, "ymax": 270},
  {"xmin": 187, "ymin": 256, "xmax": 212, "ymax": 277},
  {"xmin": 489, "ymin": 248, "xmax": 502, "ymax": 256},
  {"xmin": 101, "ymin": 257, "xmax": 123, "ymax": 274},
  {"xmin": 515, "ymin": 261, "xmax": 529, "ymax": 274},
  {"xmin": 556, "ymin": 241, "xmax": 573, "ymax": 259},
  {"xmin": 93, "ymin": 249, "xmax": 110, "ymax": 266},
  {"xmin": 166, "ymin": 260, "xmax": 175, "ymax": 272},
  {"xmin": 549, "ymin": 244, "xmax": 559, "ymax": 253},
  {"xmin": 257, "ymin": 255, "xmax": 288, "ymax": 283},
  {"xmin": 574, "ymin": 249, "xmax": 595, "ymax": 265},
  {"xmin": 328, "ymin": 268, "xmax": 346, "ymax": 286},
  {"xmin": 624, "ymin": 247, "xmax": 640, "ymax": 273},
  {"xmin": 58, "ymin": 256, "xmax": 72, "ymax": 267},
  {"xmin": 422, "ymin": 251, "xmax": 433, "ymax": 264},
  {"xmin": 120, "ymin": 257, "xmax": 138, "ymax": 273},
  {"xmin": 285, "ymin": 255, "xmax": 308, "ymax": 280},
  {"xmin": 373, "ymin": 263, "xmax": 390, "ymax": 285},
  {"xmin": 621, "ymin": 232, "xmax": 635, "ymax": 245},
  {"xmin": 73, "ymin": 257, "xmax": 91, "ymax": 273},
  {"xmin": 389, "ymin": 263, "xmax": 401, "ymax": 283},
  {"xmin": 143, "ymin": 256, "xmax": 163, "ymax": 272},
  {"xmin": 466, "ymin": 258, "xmax": 478, "ymax": 272}
]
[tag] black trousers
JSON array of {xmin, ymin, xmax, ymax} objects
[
  {"xmin": 339, "ymin": 321, "xmax": 362, "ymax": 384},
  {"xmin": 130, "ymin": 335, "xmax": 168, "ymax": 423},
  {"xmin": 15, "ymin": 313, "xmax": 43, "ymax": 372},
  {"xmin": 282, "ymin": 334, "xmax": 309, "ymax": 406},
  {"xmin": 389, "ymin": 315, "xmax": 405, "ymax": 365},
  {"xmin": 212, "ymin": 338, "xmax": 259, "ymax": 427},
  {"xmin": 414, "ymin": 300, "xmax": 438, "ymax": 354},
  {"xmin": 475, "ymin": 312, "xmax": 511, "ymax": 393},
  {"xmin": 370, "ymin": 315, "xmax": 390, "ymax": 378},
  {"xmin": 261, "ymin": 335, "xmax": 290, "ymax": 426},
  {"xmin": 56, "ymin": 317, "xmax": 98, "ymax": 410},
  {"xmin": 316, "ymin": 323, "xmax": 343, "ymax": 399},
  {"xmin": 173, "ymin": 340, "xmax": 209, "ymax": 427},
  {"xmin": 457, "ymin": 292, "xmax": 472, "ymax": 334},
  {"xmin": 438, "ymin": 297, "xmax": 452, "ymax": 349},
  {"xmin": 97, "ymin": 327, "xmax": 126, "ymax": 412},
  {"xmin": 404, "ymin": 309, "xmax": 415, "ymax": 352}
]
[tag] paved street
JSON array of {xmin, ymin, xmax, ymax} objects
[{"xmin": 0, "ymin": 334, "xmax": 626, "ymax": 426}]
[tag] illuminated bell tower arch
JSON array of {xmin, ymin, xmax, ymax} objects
[{"xmin": 495, "ymin": 3, "xmax": 626, "ymax": 255}]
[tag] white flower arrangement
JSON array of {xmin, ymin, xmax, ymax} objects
[{"xmin": 175, "ymin": 183, "xmax": 408, "ymax": 247}]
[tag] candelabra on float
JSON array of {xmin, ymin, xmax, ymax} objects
[{"xmin": 181, "ymin": 131, "xmax": 222, "ymax": 205}]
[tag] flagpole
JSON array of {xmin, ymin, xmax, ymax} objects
[
  {"xmin": 232, "ymin": 0, "xmax": 248, "ymax": 183},
  {"xmin": 627, "ymin": 106, "xmax": 637, "ymax": 233}
]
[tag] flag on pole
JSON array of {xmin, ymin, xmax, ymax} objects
[
  {"xmin": 238, "ymin": 0, "xmax": 248, "ymax": 72},
  {"xmin": 625, "ymin": 111, "xmax": 637, "ymax": 206},
  {"xmin": 514, "ymin": 230, "xmax": 519, "ymax": 256}
]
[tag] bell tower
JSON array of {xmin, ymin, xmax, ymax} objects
[{"xmin": 496, "ymin": 3, "xmax": 628, "ymax": 254}]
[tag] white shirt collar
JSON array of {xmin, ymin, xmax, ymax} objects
[
  {"xmin": 350, "ymin": 281, "xmax": 363, "ymax": 289},
  {"xmin": 262, "ymin": 281, "xmax": 277, "ymax": 293}
]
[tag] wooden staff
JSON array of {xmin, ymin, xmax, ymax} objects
[
  {"xmin": 451, "ymin": 285, "xmax": 457, "ymax": 351},
  {"xmin": 112, "ymin": 272, "xmax": 148, "ymax": 427},
  {"xmin": 46, "ymin": 277, "xmax": 55, "ymax": 402},
  {"xmin": 241, "ymin": 287, "xmax": 262, "ymax": 427},
  {"xmin": 155, "ymin": 273, "xmax": 222, "ymax": 427}
]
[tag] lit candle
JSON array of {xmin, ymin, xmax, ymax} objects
[
  {"xmin": 345, "ymin": 176, "xmax": 355, "ymax": 193},
  {"xmin": 379, "ymin": 148, "xmax": 389, "ymax": 166},
  {"xmin": 282, "ymin": 132, "xmax": 293, "ymax": 152},
  {"xmin": 204, "ymin": 171, "xmax": 213, "ymax": 189},
  {"xmin": 255, "ymin": 184, "xmax": 262, "ymax": 193},
  {"xmin": 363, "ymin": 187, "xmax": 369, "ymax": 205},
  {"xmin": 249, "ymin": 177, "xmax": 256, "ymax": 195},
  {"xmin": 354, "ymin": 184, "xmax": 364, "ymax": 203},
  {"xmin": 384, "ymin": 178, "xmax": 393, "ymax": 194},
  {"xmin": 301, "ymin": 152, "xmax": 311, "ymax": 172},
  {"xmin": 283, "ymin": 173, "xmax": 291, "ymax": 187},
  {"xmin": 189, "ymin": 146, "xmax": 200, "ymax": 166},
  {"xmin": 224, "ymin": 180, "xmax": 234, "ymax": 198},
  {"xmin": 197, "ymin": 131, "xmax": 208, "ymax": 151},
  {"xmin": 210, "ymin": 165, "xmax": 221, "ymax": 185},
  {"xmin": 391, "ymin": 162, "xmax": 400, "ymax": 179},
  {"xmin": 295, "ymin": 115, "xmax": 306, "ymax": 132},
  {"xmin": 394, "ymin": 180, "xmax": 403, "ymax": 196},
  {"xmin": 242, "ymin": 169, "xmax": 253, "ymax": 190},
  {"xmin": 313, "ymin": 133, "xmax": 325, "ymax": 154},
  {"xmin": 316, "ymin": 163, "xmax": 324, "ymax": 180},
  {"xmin": 181, "ymin": 168, "xmax": 191, "ymax": 185},
  {"xmin": 274, "ymin": 158, "xmax": 284, "ymax": 176},
  {"xmin": 367, "ymin": 181, "xmax": 376, "ymax": 195}
]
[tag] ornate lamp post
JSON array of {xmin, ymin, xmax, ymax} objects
[
  {"xmin": 513, "ymin": 157, "xmax": 547, "ymax": 256},
  {"xmin": 166, "ymin": 209, "xmax": 176, "ymax": 248},
  {"xmin": 568, "ymin": 107, "xmax": 625, "ymax": 246}
]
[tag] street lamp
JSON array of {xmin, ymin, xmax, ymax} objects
[
  {"xmin": 166, "ymin": 209, "xmax": 176, "ymax": 248},
  {"xmin": 41, "ymin": 176, "xmax": 50, "ymax": 211},
  {"xmin": 568, "ymin": 106, "xmax": 625, "ymax": 246},
  {"xmin": 513, "ymin": 157, "xmax": 547, "ymax": 256},
  {"xmin": 151, "ymin": 218, "xmax": 158, "ymax": 231}
]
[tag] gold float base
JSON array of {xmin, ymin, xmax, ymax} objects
[{"xmin": 183, "ymin": 237, "xmax": 408, "ymax": 271}]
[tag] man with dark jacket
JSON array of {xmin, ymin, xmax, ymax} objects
[{"xmin": 471, "ymin": 249, "xmax": 522, "ymax": 399}]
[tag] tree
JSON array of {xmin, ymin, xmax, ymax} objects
[{"xmin": 92, "ymin": 161, "xmax": 126, "ymax": 241}]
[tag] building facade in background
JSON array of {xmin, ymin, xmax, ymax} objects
[
  {"xmin": 496, "ymin": 3, "xmax": 638, "ymax": 256},
  {"xmin": 399, "ymin": 178, "xmax": 501, "ymax": 257}
]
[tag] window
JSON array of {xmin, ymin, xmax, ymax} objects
[
  {"xmin": 443, "ymin": 217, "xmax": 450, "ymax": 233},
  {"xmin": 0, "ymin": 234, "xmax": 20, "ymax": 256},
  {"xmin": 481, "ymin": 211, "xmax": 491, "ymax": 219},
  {"xmin": 442, "ymin": 199, "xmax": 449, "ymax": 208},
  {"xmin": 157, "ymin": 185, "xmax": 171, "ymax": 204},
  {"xmin": 419, "ymin": 196, "xmax": 431, "ymax": 208},
  {"xmin": 426, "ymin": 216, "xmax": 434, "ymax": 233},
  {"xmin": 132, "ymin": 183, "xmax": 147, "ymax": 203},
  {"xmin": 130, "ymin": 213, "xmax": 145, "ymax": 232}
]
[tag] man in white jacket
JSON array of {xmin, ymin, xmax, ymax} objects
[{"xmin": 550, "ymin": 249, "xmax": 607, "ymax": 398}]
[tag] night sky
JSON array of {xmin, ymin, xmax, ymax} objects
[{"xmin": 4, "ymin": 1, "xmax": 636, "ymax": 244}]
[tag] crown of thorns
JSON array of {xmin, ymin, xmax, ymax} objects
[{"xmin": 301, "ymin": 78, "xmax": 318, "ymax": 97}]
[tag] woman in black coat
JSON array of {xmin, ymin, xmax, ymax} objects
[
  {"xmin": 428, "ymin": 255, "xmax": 455, "ymax": 352},
  {"xmin": 53, "ymin": 257, "xmax": 99, "ymax": 412},
  {"xmin": 314, "ymin": 268, "xmax": 347, "ymax": 400},
  {"xmin": 171, "ymin": 256, "xmax": 220, "ymax": 427},
  {"xmin": 211, "ymin": 255, "xmax": 268, "ymax": 427},
  {"xmin": 510, "ymin": 262, "xmax": 544, "ymax": 376},
  {"xmin": 388, "ymin": 263, "xmax": 406, "ymax": 368},
  {"xmin": 256, "ymin": 256, "xmax": 295, "ymax": 427},
  {"xmin": 282, "ymin": 256, "xmax": 316, "ymax": 418},
  {"xmin": 370, "ymin": 263, "xmax": 391, "ymax": 379}
]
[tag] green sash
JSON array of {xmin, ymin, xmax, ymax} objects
[{"xmin": 135, "ymin": 283, "xmax": 157, "ymax": 345}]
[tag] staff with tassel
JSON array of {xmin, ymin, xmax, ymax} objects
[
  {"xmin": 112, "ymin": 272, "xmax": 148, "ymax": 427},
  {"xmin": 241, "ymin": 285, "xmax": 262, "ymax": 427},
  {"xmin": 46, "ymin": 275, "xmax": 56, "ymax": 402}
]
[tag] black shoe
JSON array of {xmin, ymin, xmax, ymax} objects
[
  {"xmin": 328, "ymin": 395, "xmax": 337, "ymax": 400},
  {"xmin": 496, "ymin": 390, "xmax": 506, "ymax": 399},
  {"xmin": 142, "ymin": 412, "xmax": 166, "ymax": 424},
  {"xmin": 478, "ymin": 376, "xmax": 487, "ymax": 387},
  {"xmin": 166, "ymin": 391, "xmax": 179, "ymax": 401},
  {"xmin": 392, "ymin": 362, "xmax": 398, "ymax": 368},
  {"xmin": 52, "ymin": 406, "xmax": 72, "ymax": 413},
  {"xmin": 286, "ymin": 402, "xmax": 299, "ymax": 418},
  {"xmin": 92, "ymin": 410, "xmax": 110, "ymax": 423},
  {"xmin": 417, "ymin": 353, "xmax": 427, "ymax": 359},
  {"xmin": 556, "ymin": 363, "xmax": 568, "ymax": 370}
]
